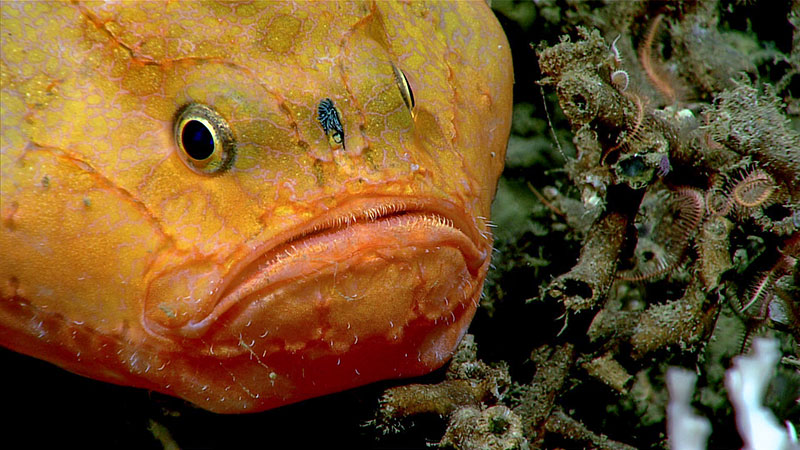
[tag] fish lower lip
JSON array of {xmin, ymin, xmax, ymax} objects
[{"xmin": 178, "ymin": 199, "xmax": 487, "ymax": 336}]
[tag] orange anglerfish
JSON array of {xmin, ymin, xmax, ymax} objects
[{"xmin": 0, "ymin": 1, "xmax": 513, "ymax": 413}]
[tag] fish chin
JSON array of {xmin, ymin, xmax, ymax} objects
[{"xmin": 142, "ymin": 198, "xmax": 490, "ymax": 412}]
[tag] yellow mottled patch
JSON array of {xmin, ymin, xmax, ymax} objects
[
  {"xmin": 274, "ymin": 205, "xmax": 296, "ymax": 217},
  {"xmin": 43, "ymin": 55, "xmax": 67, "ymax": 79},
  {"xmin": 110, "ymin": 46, "xmax": 132, "ymax": 78},
  {"xmin": 144, "ymin": 96, "xmax": 174, "ymax": 121},
  {"xmin": 312, "ymin": 158, "xmax": 325, "ymax": 185},
  {"xmin": 0, "ymin": 90, "xmax": 23, "ymax": 118},
  {"xmin": 0, "ymin": 128, "xmax": 24, "ymax": 153},
  {"xmin": 119, "ymin": 147, "xmax": 139, "ymax": 162},
  {"xmin": 113, "ymin": 117, "xmax": 156, "ymax": 150},
  {"xmin": 362, "ymin": 146, "xmax": 379, "ymax": 170},
  {"xmin": 238, "ymin": 119, "xmax": 296, "ymax": 154},
  {"xmin": 195, "ymin": 40, "xmax": 226, "ymax": 59},
  {"xmin": 86, "ymin": 116, "xmax": 109, "ymax": 138},
  {"xmin": 122, "ymin": 64, "xmax": 162, "ymax": 96},
  {"xmin": 106, "ymin": 105, "xmax": 123, "ymax": 122},
  {"xmin": 0, "ymin": 76, "xmax": 9, "ymax": 97},
  {"xmin": 117, "ymin": 93, "xmax": 141, "ymax": 113},
  {"xmin": 23, "ymin": 22, "xmax": 40, "ymax": 44},
  {"xmin": 2, "ymin": 42, "xmax": 25, "ymax": 65},
  {"xmin": 92, "ymin": 138, "xmax": 111, "ymax": 155},
  {"xmin": 103, "ymin": 21, "xmax": 124, "ymax": 41},
  {"xmin": 140, "ymin": 37, "xmax": 167, "ymax": 61},
  {"xmin": 19, "ymin": 74, "xmax": 55, "ymax": 108},
  {"xmin": 235, "ymin": 3, "xmax": 258, "ymax": 18},
  {"xmin": 408, "ymin": 1, "xmax": 432, "ymax": 18},
  {"xmin": 20, "ymin": 2, "xmax": 42, "ymax": 16},
  {"xmin": 166, "ymin": 36, "xmax": 182, "ymax": 56},
  {"xmin": 81, "ymin": 18, "xmax": 108, "ymax": 44},
  {"xmin": 387, "ymin": 108, "xmax": 413, "ymax": 131},
  {"xmin": 3, "ymin": 4, "xmax": 19, "ymax": 17},
  {"xmin": 231, "ymin": 144, "xmax": 259, "ymax": 170},
  {"xmin": 26, "ymin": 48, "xmax": 47, "ymax": 66},
  {"xmin": 366, "ymin": 85, "xmax": 405, "ymax": 115},
  {"xmin": 261, "ymin": 14, "xmax": 302, "ymax": 53},
  {"xmin": 118, "ymin": 6, "xmax": 148, "ymax": 24},
  {"xmin": 220, "ymin": 25, "xmax": 245, "ymax": 45},
  {"xmin": 81, "ymin": 52, "xmax": 102, "ymax": 73},
  {"xmin": 92, "ymin": 77, "xmax": 120, "ymax": 101},
  {"xmin": 86, "ymin": 94, "xmax": 102, "ymax": 106},
  {"xmin": 404, "ymin": 53, "xmax": 425, "ymax": 72}
]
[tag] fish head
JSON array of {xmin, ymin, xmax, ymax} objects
[{"xmin": 0, "ymin": 1, "xmax": 512, "ymax": 412}]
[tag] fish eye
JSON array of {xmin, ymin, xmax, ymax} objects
[
  {"xmin": 391, "ymin": 63, "xmax": 415, "ymax": 113},
  {"xmin": 174, "ymin": 103, "xmax": 235, "ymax": 174}
]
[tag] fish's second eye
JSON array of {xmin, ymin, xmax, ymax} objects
[
  {"xmin": 391, "ymin": 63, "xmax": 415, "ymax": 113},
  {"xmin": 174, "ymin": 103, "xmax": 235, "ymax": 175}
]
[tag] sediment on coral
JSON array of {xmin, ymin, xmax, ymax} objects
[
  {"xmin": 514, "ymin": 343, "xmax": 574, "ymax": 445},
  {"xmin": 373, "ymin": 335, "xmax": 512, "ymax": 437}
]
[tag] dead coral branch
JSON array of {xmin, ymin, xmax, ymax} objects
[{"xmin": 544, "ymin": 211, "xmax": 628, "ymax": 314}]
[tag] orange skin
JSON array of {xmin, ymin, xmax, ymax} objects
[{"xmin": 0, "ymin": 1, "xmax": 512, "ymax": 413}]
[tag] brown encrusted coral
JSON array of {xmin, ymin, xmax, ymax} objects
[
  {"xmin": 514, "ymin": 343, "xmax": 575, "ymax": 445},
  {"xmin": 438, "ymin": 405, "xmax": 527, "ymax": 450},
  {"xmin": 704, "ymin": 81, "xmax": 800, "ymax": 187},
  {"xmin": 367, "ymin": 2, "xmax": 799, "ymax": 448},
  {"xmin": 667, "ymin": 2, "xmax": 757, "ymax": 97},
  {"xmin": 581, "ymin": 352, "xmax": 633, "ymax": 394},
  {"xmin": 524, "ymin": 3, "xmax": 795, "ymax": 447},
  {"xmin": 587, "ymin": 273, "xmax": 720, "ymax": 360},
  {"xmin": 374, "ymin": 335, "xmax": 511, "ymax": 434},
  {"xmin": 544, "ymin": 211, "xmax": 628, "ymax": 313},
  {"xmin": 544, "ymin": 409, "xmax": 636, "ymax": 450},
  {"xmin": 538, "ymin": 27, "xmax": 677, "ymax": 192},
  {"xmin": 697, "ymin": 215, "xmax": 735, "ymax": 291},
  {"xmin": 628, "ymin": 275, "xmax": 719, "ymax": 358}
]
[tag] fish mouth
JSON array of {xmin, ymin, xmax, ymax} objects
[{"xmin": 175, "ymin": 196, "xmax": 488, "ymax": 337}]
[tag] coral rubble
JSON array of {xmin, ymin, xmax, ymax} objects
[{"xmin": 376, "ymin": 1, "xmax": 799, "ymax": 448}]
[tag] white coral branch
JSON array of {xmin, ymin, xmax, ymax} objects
[
  {"xmin": 667, "ymin": 337, "xmax": 799, "ymax": 450},
  {"xmin": 667, "ymin": 368, "xmax": 711, "ymax": 450},
  {"xmin": 725, "ymin": 337, "xmax": 799, "ymax": 450}
]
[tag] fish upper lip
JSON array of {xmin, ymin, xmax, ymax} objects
[{"xmin": 179, "ymin": 196, "xmax": 488, "ymax": 335}]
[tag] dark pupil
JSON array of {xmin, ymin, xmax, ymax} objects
[{"xmin": 181, "ymin": 120, "xmax": 215, "ymax": 160}]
